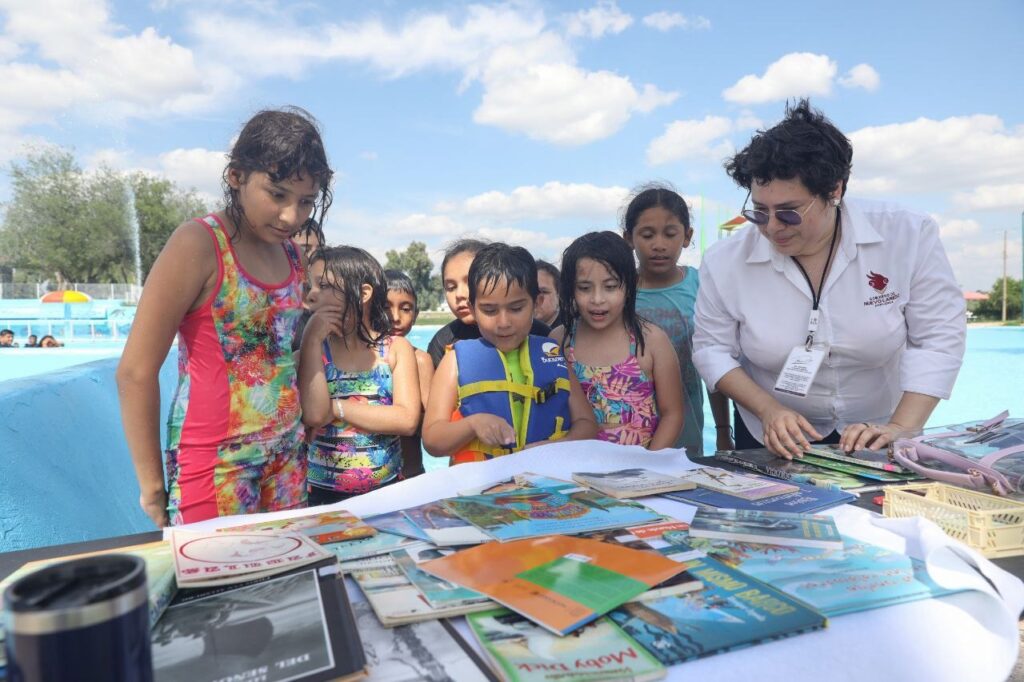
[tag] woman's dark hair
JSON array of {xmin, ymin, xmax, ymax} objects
[
  {"xmin": 385, "ymin": 269, "xmax": 418, "ymax": 310},
  {"xmin": 440, "ymin": 238, "xmax": 488, "ymax": 279},
  {"xmin": 223, "ymin": 107, "xmax": 334, "ymax": 239},
  {"xmin": 536, "ymin": 260, "xmax": 561, "ymax": 295},
  {"xmin": 622, "ymin": 183, "xmax": 691, "ymax": 235},
  {"xmin": 312, "ymin": 246, "xmax": 390, "ymax": 347},
  {"xmin": 558, "ymin": 231, "xmax": 646, "ymax": 356},
  {"xmin": 468, "ymin": 243, "xmax": 538, "ymax": 306},
  {"xmin": 725, "ymin": 98, "xmax": 852, "ymax": 200}
]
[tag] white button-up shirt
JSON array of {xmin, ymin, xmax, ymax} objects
[{"xmin": 693, "ymin": 197, "xmax": 966, "ymax": 443}]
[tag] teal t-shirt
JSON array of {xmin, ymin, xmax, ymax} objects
[{"xmin": 636, "ymin": 266, "xmax": 704, "ymax": 455}]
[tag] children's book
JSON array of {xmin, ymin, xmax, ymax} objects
[
  {"xmin": 325, "ymin": 529, "xmax": 421, "ymax": 564},
  {"xmin": 581, "ymin": 520, "xmax": 704, "ymax": 563},
  {"xmin": 418, "ymin": 535, "xmax": 688, "ymax": 636},
  {"xmin": 608, "ymin": 556, "xmax": 826, "ymax": 666},
  {"xmin": 663, "ymin": 476, "xmax": 856, "ymax": 514},
  {"xmin": 677, "ymin": 467, "xmax": 800, "ymax": 500},
  {"xmin": 152, "ymin": 558, "xmax": 365, "ymax": 682},
  {"xmin": 688, "ymin": 509, "xmax": 842, "ymax": 550},
  {"xmin": 364, "ymin": 510, "xmax": 434, "ymax": 542},
  {"xmin": 349, "ymin": 554, "xmax": 496, "ymax": 626},
  {"xmin": 170, "ymin": 529, "xmax": 334, "ymax": 588},
  {"xmin": 467, "ymin": 608, "xmax": 665, "ymax": 682},
  {"xmin": 686, "ymin": 535, "xmax": 963, "ymax": 617},
  {"xmin": 392, "ymin": 546, "xmax": 490, "ymax": 608},
  {"xmin": 441, "ymin": 486, "xmax": 662, "ymax": 542},
  {"xmin": 805, "ymin": 444, "xmax": 911, "ymax": 472},
  {"xmin": 571, "ymin": 469, "xmax": 697, "ymax": 499},
  {"xmin": 714, "ymin": 449, "xmax": 867, "ymax": 490},
  {"xmin": 219, "ymin": 509, "xmax": 376, "ymax": 545},
  {"xmin": 459, "ymin": 472, "xmax": 578, "ymax": 496},
  {"xmin": 799, "ymin": 453, "xmax": 922, "ymax": 482},
  {"xmin": 402, "ymin": 501, "xmax": 492, "ymax": 546},
  {"xmin": 353, "ymin": 601, "xmax": 495, "ymax": 681}
]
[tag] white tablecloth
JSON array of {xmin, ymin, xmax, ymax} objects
[{"xmin": 181, "ymin": 440, "xmax": 1024, "ymax": 682}]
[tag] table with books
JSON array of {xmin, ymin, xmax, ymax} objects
[{"xmin": 3, "ymin": 439, "xmax": 1023, "ymax": 682}]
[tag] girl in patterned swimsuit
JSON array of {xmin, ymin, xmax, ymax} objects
[
  {"xmin": 297, "ymin": 246, "xmax": 420, "ymax": 506},
  {"xmin": 551, "ymin": 231, "xmax": 685, "ymax": 449},
  {"xmin": 118, "ymin": 108, "xmax": 333, "ymax": 526}
]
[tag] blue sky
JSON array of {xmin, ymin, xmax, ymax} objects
[{"xmin": 1, "ymin": 0, "xmax": 1022, "ymax": 290}]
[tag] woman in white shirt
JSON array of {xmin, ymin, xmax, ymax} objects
[{"xmin": 693, "ymin": 100, "xmax": 965, "ymax": 459}]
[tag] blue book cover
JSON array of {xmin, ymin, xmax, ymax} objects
[
  {"xmin": 689, "ymin": 509, "xmax": 842, "ymax": 550},
  {"xmin": 608, "ymin": 556, "xmax": 826, "ymax": 665},
  {"xmin": 442, "ymin": 486, "xmax": 662, "ymax": 542},
  {"xmin": 685, "ymin": 535, "xmax": 962, "ymax": 617},
  {"xmin": 663, "ymin": 476, "xmax": 855, "ymax": 513}
]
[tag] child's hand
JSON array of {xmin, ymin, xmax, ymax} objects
[
  {"xmin": 468, "ymin": 414, "xmax": 517, "ymax": 448},
  {"xmin": 140, "ymin": 490, "xmax": 169, "ymax": 528},
  {"xmin": 304, "ymin": 305, "xmax": 346, "ymax": 342}
]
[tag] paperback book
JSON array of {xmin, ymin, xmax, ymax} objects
[
  {"xmin": 799, "ymin": 453, "xmax": 921, "ymax": 482},
  {"xmin": 663, "ymin": 476, "xmax": 856, "ymax": 514},
  {"xmin": 581, "ymin": 520, "xmax": 704, "ymax": 563},
  {"xmin": 419, "ymin": 535, "xmax": 688, "ymax": 636},
  {"xmin": 442, "ymin": 486, "xmax": 662, "ymax": 542},
  {"xmin": 325, "ymin": 529, "xmax": 420, "ymax": 563},
  {"xmin": 467, "ymin": 608, "xmax": 665, "ymax": 682},
  {"xmin": 219, "ymin": 510, "xmax": 376, "ymax": 545},
  {"xmin": 392, "ymin": 546, "xmax": 489, "ymax": 608},
  {"xmin": 688, "ymin": 509, "xmax": 843, "ymax": 550},
  {"xmin": 714, "ymin": 449, "xmax": 866, "ymax": 490},
  {"xmin": 805, "ymin": 444, "xmax": 911, "ymax": 472},
  {"xmin": 608, "ymin": 556, "xmax": 826, "ymax": 666},
  {"xmin": 170, "ymin": 530, "xmax": 335, "ymax": 588},
  {"xmin": 459, "ymin": 472, "xmax": 578, "ymax": 496},
  {"xmin": 152, "ymin": 558, "xmax": 364, "ymax": 682},
  {"xmin": 571, "ymin": 468, "xmax": 696, "ymax": 498},
  {"xmin": 402, "ymin": 501, "xmax": 492, "ymax": 546},
  {"xmin": 677, "ymin": 467, "xmax": 799, "ymax": 500},
  {"xmin": 364, "ymin": 511, "xmax": 434, "ymax": 542}
]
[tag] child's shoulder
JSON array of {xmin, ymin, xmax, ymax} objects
[{"xmin": 637, "ymin": 319, "xmax": 671, "ymax": 354}]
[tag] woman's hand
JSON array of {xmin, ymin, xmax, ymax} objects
[
  {"xmin": 759, "ymin": 405, "xmax": 823, "ymax": 459},
  {"xmin": 140, "ymin": 489, "xmax": 169, "ymax": 528},
  {"xmin": 839, "ymin": 422, "xmax": 905, "ymax": 452},
  {"xmin": 468, "ymin": 414, "xmax": 517, "ymax": 448}
]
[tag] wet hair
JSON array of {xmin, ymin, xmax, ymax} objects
[
  {"xmin": 622, "ymin": 183, "xmax": 692, "ymax": 235},
  {"xmin": 536, "ymin": 260, "xmax": 561, "ymax": 295},
  {"xmin": 0, "ymin": 329, "xmax": 12, "ymax": 336},
  {"xmin": 297, "ymin": 218, "xmax": 324, "ymax": 249},
  {"xmin": 39, "ymin": 335, "xmax": 59, "ymax": 347},
  {"xmin": 440, "ymin": 238, "xmax": 488, "ymax": 279},
  {"xmin": 558, "ymin": 231, "xmax": 645, "ymax": 355},
  {"xmin": 725, "ymin": 98, "xmax": 852, "ymax": 200},
  {"xmin": 223, "ymin": 107, "xmax": 334, "ymax": 239},
  {"xmin": 312, "ymin": 246, "xmax": 391, "ymax": 347},
  {"xmin": 385, "ymin": 269, "xmax": 418, "ymax": 312},
  {"xmin": 468, "ymin": 243, "xmax": 538, "ymax": 306}
]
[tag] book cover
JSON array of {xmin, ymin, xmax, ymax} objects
[
  {"xmin": 353, "ymin": 602, "xmax": 495, "ymax": 681},
  {"xmin": 402, "ymin": 501, "xmax": 492, "ymax": 546},
  {"xmin": 325, "ymin": 529, "xmax": 420, "ymax": 563},
  {"xmin": 677, "ymin": 467, "xmax": 799, "ymax": 500},
  {"xmin": 686, "ymin": 535, "xmax": 962, "ymax": 617},
  {"xmin": 441, "ymin": 486, "xmax": 662, "ymax": 542},
  {"xmin": 152, "ymin": 558, "xmax": 364, "ymax": 682},
  {"xmin": 459, "ymin": 472, "xmax": 579, "ymax": 496},
  {"xmin": 364, "ymin": 511, "xmax": 434, "ymax": 542},
  {"xmin": 171, "ymin": 530, "xmax": 334, "ymax": 588},
  {"xmin": 391, "ymin": 546, "xmax": 489, "ymax": 608},
  {"xmin": 349, "ymin": 555, "xmax": 495, "ymax": 626},
  {"xmin": 805, "ymin": 444, "xmax": 910, "ymax": 472},
  {"xmin": 419, "ymin": 535, "xmax": 688, "ymax": 636},
  {"xmin": 688, "ymin": 509, "xmax": 842, "ymax": 550},
  {"xmin": 467, "ymin": 608, "xmax": 665, "ymax": 682},
  {"xmin": 798, "ymin": 453, "xmax": 921, "ymax": 482},
  {"xmin": 581, "ymin": 520, "xmax": 703, "ymax": 563},
  {"xmin": 571, "ymin": 469, "xmax": 696, "ymax": 498},
  {"xmin": 219, "ymin": 510, "xmax": 376, "ymax": 545},
  {"xmin": 608, "ymin": 556, "xmax": 826, "ymax": 666},
  {"xmin": 663, "ymin": 476, "xmax": 856, "ymax": 514},
  {"xmin": 714, "ymin": 449, "xmax": 866, "ymax": 490}
]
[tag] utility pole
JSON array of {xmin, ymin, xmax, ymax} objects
[
  {"xmin": 1021, "ymin": 210, "xmax": 1024, "ymax": 324},
  {"xmin": 1003, "ymin": 230, "xmax": 1008, "ymax": 323}
]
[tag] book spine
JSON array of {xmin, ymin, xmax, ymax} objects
[{"xmin": 714, "ymin": 453, "xmax": 794, "ymax": 482}]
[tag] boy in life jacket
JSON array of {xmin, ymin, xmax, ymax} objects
[{"xmin": 422, "ymin": 243, "xmax": 598, "ymax": 464}]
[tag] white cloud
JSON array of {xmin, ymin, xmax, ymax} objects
[
  {"xmin": 641, "ymin": 12, "xmax": 711, "ymax": 32},
  {"xmin": 848, "ymin": 115, "xmax": 1024, "ymax": 195},
  {"xmin": 722, "ymin": 53, "xmax": 837, "ymax": 104},
  {"xmin": 452, "ymin": 182, "xmax": 630, "ymax": 220},
  {"xmin": 392, "ymin": 213, "xmax": 465, "ymax": 237},
  {"xmin": 934, "ymin": 216, "xmax": 982, "ymax": 241},
  {"xmin": 564, "ymin": 1, "xmax": 633, "ymax": 39},
  {"xmin": 646, "ymin": 116, "xmax": 734, "ymax": 165},
  {"xmin": 952, "ymin": 183, "xmax": 1024, "ymax": 212},
  {"xmin": 946, "ymin": 237, "xmax": 1022, "ymax": 291},
  {"xmin": 839, "ymin": 63, "xmax": 880, "ymax": 91},
  {"xmin": 155, "ymin": 148, "xmax": 227, "ymax": 199}
]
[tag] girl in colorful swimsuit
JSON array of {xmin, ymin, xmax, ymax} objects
[
  {"xmin": 552, "ymin": 231, "xmax": 685, "ymax": 450},
  {"xmin": 118, "ymin": 108, "xmax": 334, "ymax": 526},
  {"xmin": 297, "ymin": 247, "xmax": 420, "ymax": 505}
]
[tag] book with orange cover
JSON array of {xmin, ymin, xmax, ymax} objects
[{"xmin": 418, "ymin": 535, "xmax": 688, "ymax": 636}]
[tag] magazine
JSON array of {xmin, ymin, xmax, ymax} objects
[
  {"xmin": 581, "ymin": 520, "xmax": 704, "ymax": 563},
  {"xmin": 459, "ymin": 472, "xmax": 578, "ymax": 496},
  {"xmin": 392, "ymin": 546, "xmax": 489, "ymax": 608},
  {"xmin": 219, "ymin": 510, "xmax": 376, "ymax": 545},
  {"xmin": 608, "ymin": 556, "xmax": 826, "ymax": 666},
  {"xmin": 441, "ymin": 486, "xmax": 662, "ymax": 542},
  {"xmin": 152, "ymin": 558, "xmax": 365, "ymax": 682},
  {"xmin": 714, "ymin": 449, "xmax": 867, "ymax": 490},
  {"xmin": 663, "ymin": 476, "xmax": 856, "ymax": 514},
  {"xmin": 799, "ymin": 453, "xmax": 921, "ymax": 482},
  {"xmin": 571, "ymin": 469, "xmax": 696, "ymax": 498},
  {"xmin": 677, "ymin": 467, "xmax": 799, "ymax": 500},
  {"xmin": 402, "ymin": 501, "xmax": 492, "ymax": 546},
  {"xmin": 170, "ymin": 530, "xmax": 335, "ymax": 588},
  {"xmin": 353, "ymin": 602, "xmax": 494, "ymax": 681},
  {"xmin": 467, "ymin": 608, "xmax": 665, "ymax": 682},
  {"xmin": 688, "ymin": 509, "xmax": 843, "ymax": 550},
  {"xmin": 364, "ymin": 511, "xmax": 434, "ymax": 542},
  {"xmin": 418, "ymin": 535, "xmax": 688, "ymax": 636},
  {"xmin": 805, "ymin": 444, "xmax": 911, "ymax": 472},
  {"xmin": 325, "ymin": 529, "xmax": 421, "ymax": 563}
]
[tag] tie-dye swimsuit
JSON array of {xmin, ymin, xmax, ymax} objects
[
  {"xmin": 307, "ymin": 337, "xmax": 401, "ymax": 495},
  {"xmin": 566, "ymin": 331, "xmax": 659, "ymax": 447},
  {"xmin": 164, "ymin": 214, "xmax": 306, "ymax": 524}
]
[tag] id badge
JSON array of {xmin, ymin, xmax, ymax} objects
[{"xmin": 773, "ymin": 346, "xmax": 826, "ymax": 398}]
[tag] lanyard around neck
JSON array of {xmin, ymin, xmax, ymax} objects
[{"xmin": 791, "ymin": 207, "xmax": 841, "ymax": 350}]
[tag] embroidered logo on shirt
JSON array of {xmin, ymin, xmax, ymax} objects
[{"xmin": 866, "ymin": 271, "xmax": 889, "ymax": 292}]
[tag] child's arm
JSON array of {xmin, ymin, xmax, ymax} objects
[
  {"xmin": 709, "ymin": 390, "xmax": 733, "ymax": 450},
  {"xmin": 644, "ymin": 324, "xmax": 685, "ymax": 450},
  {"xmin": 116, "ymin": 222, "xmax": 217, "ymax": 528},
  {"xmin": 296, "ymin": 305, "xmax": 346, "ymax": 428},
  {"xmin": 334, "ymin": 336, "xmax": 421, "ymax": 436},
  {"xmin": 562, "ymin": 370, "xmax": 599, "ymax": 442},
  {"xmin": 422, "ymin": 351, "xmax": 516, "ymax": 456},
  {"xmin": 414, "ymin": 349, "xmax": 434, "ymax": 410}
]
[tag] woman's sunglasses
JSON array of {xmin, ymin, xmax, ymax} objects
[{"xmin": 741, "ymin": 192, "xmax": 818, "ymax": 226}]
